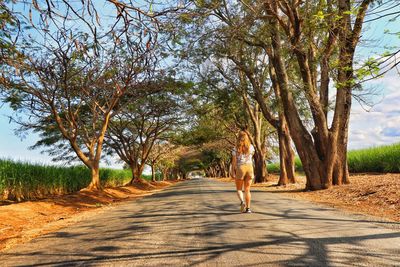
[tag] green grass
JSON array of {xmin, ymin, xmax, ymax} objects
[
  {"xmin": 347, "ymin": 143, "xmax": 400, "ymax": 173},
  {"xmin": 267, "ymin": 158, "xmax": 303, "ymax": 173},
  {"xmin": 267, "ymin": 162, "xmax": 280, "ymax": 173},
  {"xmin": 0, "ymin": 159, "xmax": 142, "ymax": 201},
  {"xmin": 100, "ymin": 168, "xmax": 132, "ymax": 187},
  {"xmin": 268, "ymin": 143, "xmax": 400, "ymax": 174},
  {"xmin": 141, "ymin": 173, "xmax": 162, "ymax": 181}
]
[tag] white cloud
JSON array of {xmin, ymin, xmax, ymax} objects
[{"xmin": 349, "ymin": 70, "xmax": 400, "ymax": 150}]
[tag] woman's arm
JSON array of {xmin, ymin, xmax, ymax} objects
[{"xmin": 231, "ymin": 155, "xmax": 237, "ymax": 178}]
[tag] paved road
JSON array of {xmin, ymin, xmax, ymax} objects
[{"xmin": 1, "ymin": 179, "xmax": 400, "ymax": 266}]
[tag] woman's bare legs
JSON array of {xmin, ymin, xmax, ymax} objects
[
  {"xmin": 243, "ymin": 175, "xmax": 253, "ymax": 209},
  {"xmin": 235, "ymin": 179, "xmax": 244, "ymax": 203}
]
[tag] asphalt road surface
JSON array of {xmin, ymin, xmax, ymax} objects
[{"xmin": 1, "ymin": 179, "xmax": 400, "ymax": 267}]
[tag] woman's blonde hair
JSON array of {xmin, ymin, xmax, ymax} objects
[{"xmin": 236, "ymin": 131, "xmax": 251, "ymax": 155}]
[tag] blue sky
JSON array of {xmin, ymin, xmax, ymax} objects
[
  {"xmin": 0, "ymin": 3, "xmax": 399, "ymax": 168},
  {"xmin": 0, "ymin": 1, "xmax": 131, "ymax": 169},
  {"xmin": 349, "ymin": 10, "xmax": 400, "ymax": 150}
]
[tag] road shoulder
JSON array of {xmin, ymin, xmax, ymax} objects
[
  {"xmin": 0, "ymin": 180, "xmax": 180, "ymax": 252},
  {"xmin": 214, "ymin": 173, "xmax": 400, "ymax": 223}
]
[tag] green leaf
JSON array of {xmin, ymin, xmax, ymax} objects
[{"xmin": 314, "ymin": 11, "xmax": 325, "ymax": 19}]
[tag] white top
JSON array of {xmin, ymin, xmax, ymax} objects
[{"xmin": 232, "ymin": 145, "xmax": 255, "ymax": 166}]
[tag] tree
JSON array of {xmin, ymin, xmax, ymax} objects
[
  {"xmin": 212, "ymin": 58, "xmax": 271, "ymax": 183},
  {"xmin": 246, "ymin": 0, "xmax": 375, "ymax": 189},
  {"xmin": 201, "ymin": 141, "xmax": 232, "ymax": 178},
  {"xmin": 173, "ymin": 100, "xmax": 237, "ymax": 178},
  {"xmin": 147, "ymin": 141, "xmax": 180, "ymax": 181},
  {"xmin": 0, "ymin": 0, "xmax": 161, "ymax": 190},
  {"xmin": 171, "ymin": 1, "xmax": 296, "ymax": 185},
  {"xmin": 228, "ymin": 45, "xmax": 297, "ymax": 186},
  {"xmin": 1, "ymin": 31, "xmax": 153, "ymax": 189},
  {"xmin": 157, "ymin": 145, "xmax": 186, "ymax": 180},
  {"xmin": 0, "ymin": 0, "xmax": 21, "ymax": 73},
  {"xmin": 105, "ymin": 81, "xmax": 186, "ymax": 183},
  {"xmin": 184, "ymin": 0, "xmax": 399, "ymax": 190}
]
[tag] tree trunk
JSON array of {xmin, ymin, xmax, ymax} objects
[
  {"xmin": 207, "ymin": 167, "xmax": 214, "ymax": 177},
  {"xmin": 219, "ymin": 165, "xmax": 223, "ymax": 177},
  {"xmin": 181, "ymin": 171, "xmax": 186, "ymax": 179},
  {"xmin": 267, "ymin": 13, "xmax": 328, "ymax": 190},
  {"xmin": 174, "ymin": 168, "xmax": 180, "ymax": 179},
  {"xmin": 269, "ymin": 64, "xmax": 296, "ymax": 186},
  {"xmin": 332, "ymin": 142, "xmax": 350, "ymax": 186},
  {"xmin": 129, "ymin": 163, "xmax": 145, "ymax": 184},
  {"xmin": 87, "ymin": 163, "xmax": 101, "ymax": 190},
  {"xmin": 220, "ymin": 162, "xmax": 227, "ymax": 177},
  {"xmin": 224, "ymin": 161, "xmax": 230, "ymax": 177},
  {"xmin": 151, "ymin": 164, "xmax": 156, "ymax": 182},
  {"xmin": 162, "ymin": 168, "xmax": 168, "ymax": 181},
  {"xmin": 214, "ymin": 165, "xmax": 220, "ymax": 177},
  {"xmin": 326, "ymin": 74, "xmax": 352, "ymax": 186},
  {"xmin": 220, "ymin": 161, "xmax": 227, "ymax": 177},
  {"xmin": 253, "ymin": 150, "xmax": 268, "ymax": 183},
  {"xmin": 277, "ymin": 118, "xmax": 296, "ymax": 186}
]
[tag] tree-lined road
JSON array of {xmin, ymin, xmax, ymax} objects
[{"xmin": 1, "ymin": 179, "xmax": 399, "ymax": 266}]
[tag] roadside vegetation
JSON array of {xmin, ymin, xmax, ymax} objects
[
  {"xmin": 0, "ymin": 159, "xmax": 136, "ymax": 201},
  {"xmin": 3, "ymin": 142, "xmax": 399, "ymax": 201},
  {"xmin": 347, "ymin": 143, "xmax": 400, "ymax": 173}
]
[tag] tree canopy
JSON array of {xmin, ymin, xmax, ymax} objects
[{"xmin": 0, "ymin": 0, "xmax": 399, "ymax": 190}]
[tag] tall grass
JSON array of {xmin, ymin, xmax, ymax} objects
[
  {"xmin": 266, "ymin": 163, "xmax": 280, "ymax": 173},
  {"xmin": 0, "ymin": 159, "xmax": 134, "ymax": 201},
  {"xmin": 347, "ymin": 143, "xmax": 400, "ymax": 173},
  {"xmin": 100, "ymin": 168, "xmax": 132, "ymax": 187},
  {"xmin": 267, "ymin": 143, "xmax": 400, "ymax": 174}
]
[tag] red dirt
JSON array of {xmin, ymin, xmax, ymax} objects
[{"xmin": 0, "ymin": 180, "xmax": 178, "ymax": 252}]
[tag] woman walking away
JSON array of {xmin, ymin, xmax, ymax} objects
[{"xmin": 231, "ymin": 131, "xmax": 255, "ymax": 213}]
